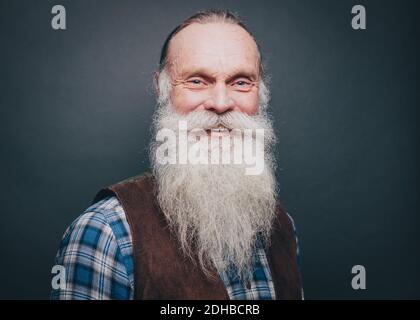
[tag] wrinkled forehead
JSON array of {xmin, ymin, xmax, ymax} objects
[{"xmin": 166, "ymin": 22, "xmax": 261, "ymax": 79}]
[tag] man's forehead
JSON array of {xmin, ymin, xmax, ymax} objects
[
  {"xmin": 170, "ymin": 52, "xmax": 259, "ymax": 79},
  {"xmin": 167, "ymin": 22, "xmax": 260, "ymax": 78}
]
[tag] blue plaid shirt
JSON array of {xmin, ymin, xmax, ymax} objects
[{"xmin": 51, "ymin": 196, "xmax": 302, "ymax": 300}]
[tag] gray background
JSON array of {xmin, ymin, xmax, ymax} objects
[{"xmin": 0, "ymin": 0, "xmax": 418, "ymax": 299}]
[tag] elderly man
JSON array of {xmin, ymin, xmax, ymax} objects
[{"xmin": 51, "ymin": 9, "xmax": 303, "ymax": 300}]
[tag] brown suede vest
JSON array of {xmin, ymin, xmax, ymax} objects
[{"xmin": 94, "ymin": 173, "xmax": 302, "ymax": 300}]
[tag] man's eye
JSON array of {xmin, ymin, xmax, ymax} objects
[
  {"xmin": 188, "ymin": 79, "xmax": 204, "ymax": 85},
  {"xmin": 232, "ymin": 80, "xmax": 253, "ymax": 90}
]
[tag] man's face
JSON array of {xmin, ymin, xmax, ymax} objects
[{"xmin": 165, "ymin": 22, "xmax": 261, "ymax": 116}]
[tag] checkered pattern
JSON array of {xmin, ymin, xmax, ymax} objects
[
  {"xmin": 219, "ymin": 237, "xmax": 277, "ymax": 300},
  {"xmin": 51, "ymin": 196, "xmax": 301, "ymax": 300}
]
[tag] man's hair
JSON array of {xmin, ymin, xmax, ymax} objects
[{"xmin": 158, "ymin": 9, "xmax": 265, "ymax": 79}]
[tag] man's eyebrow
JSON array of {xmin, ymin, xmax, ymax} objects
[
  {"xmin": 181, "ymin": 70, "xmax": 214, "ymax": 81},
  {"xmin": 180, "ymin": 68, "xmax": 258, "ymax": 81},
  {"xmin": 225, "ymin": 71, "xmax": 258, "ymax": 83},
  {"xmin": 180, "ymin": 68, "xmax": 216, "ymax": 79}
]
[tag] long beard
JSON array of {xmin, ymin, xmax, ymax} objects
[{"xmin": 149, "ymin": 76, "xmax": 278, "ymax": 282}]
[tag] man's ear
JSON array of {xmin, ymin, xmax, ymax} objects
[{"xmin": 153, "ymin": 71, "xmax": 160, "ymax": 97}]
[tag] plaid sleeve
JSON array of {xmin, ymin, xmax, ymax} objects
[
  {"xmin": 286, "ymin": 212, "xmax": 304, "ymax": 300},
  {"xmin": 51, "ymin": 196, "xmax": 134, "ymax": 300}
]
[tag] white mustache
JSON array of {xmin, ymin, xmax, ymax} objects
[{"xmin": 166, "ymin": 109, "xmax": 266, "ymax": 131}]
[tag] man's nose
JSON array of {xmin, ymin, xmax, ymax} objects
[{"xmin": 203, "ymin": 83, "xmax": 235, "ymax": 114}]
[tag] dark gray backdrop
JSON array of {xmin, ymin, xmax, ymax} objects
[{"xmin": 0, "ymin": 0, "xmax": 418, "ymax": 299}]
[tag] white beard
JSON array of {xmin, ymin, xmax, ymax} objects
[{"xmin": 149, "ymin": 71, "xmax": 278, "ymax": 282}]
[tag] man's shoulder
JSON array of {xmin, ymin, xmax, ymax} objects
[
  {"xmin": 85, "ymin": 195, "xmax": 128, "ymax": 229},
  {"xmin": 93, "ymin": 172, "xmax": 155, "ymax": 205},
  {"xmin": 59, "ymin": 196, "xmax": 132, "ymax": 255},
  {"xmin": 53, "ymin": 195, "xmax": 135, "ymax": 299},
  {"xmin": 274, "ymin": 201, "xmax": 299, "ymax": 237},
  {"xmin": 78, "ymin": 195, "xmax": 126, "ymax": 228}
]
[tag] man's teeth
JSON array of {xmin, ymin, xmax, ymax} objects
[{"xmin": 211, "ymin": 125, "xmax": 229, "ymax": 132}]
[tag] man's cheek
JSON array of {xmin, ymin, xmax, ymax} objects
[
  {"xmin": 228, "ymin": 90, "xmax": 258, "ymax": 114},
  {"xmin": 237, "ymin": 98, "xmax": 259, "ymax": 115},
  {"xmin": 172, "ymin": 91, "xmax": 207, "ymax": 113}
]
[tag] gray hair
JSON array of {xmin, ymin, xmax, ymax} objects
[{"xmin": 157, "ymin": 9, "xmax": 266, "ymax": 80}]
